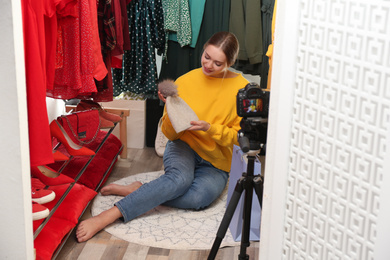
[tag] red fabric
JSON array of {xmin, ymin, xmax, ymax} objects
[
  {"xmin": 33, "ymin": 180, "xmax": 113, "ymax": 260},
  {"xmin": 33, "ymin": 179, "xmax": 97, "ymax": 260},
  {"xmin": 45, "ymin": 0, "xmax": 77, "ymax": 90},
  {"xmin": 42, "ymin": 183, "xmax": 97, "ymax": 223},
  {"xmin": 33, "ymin": 132, "xmax": 121, "ymax": 259},
  {"xmin": 110, "ymin": 0, "xmax": 131, "ymax": 65},
  {"xmin": 50, "ymin": 131, "xmax": 122, "ymax": 190},
  {"xmin": 57, "ymin": 0, "xmax": 79, "ymax": 17},
  {"xmin": 47, "ymin": 0, "xmax": 97, "ymax": 100},
  {"xmin": 86, "ymin": 0, "xmax": 115, "ymax": 102},
  {"xmin": 32, "ymin": 180, "xmax": 97, "ymax": 228},
  {"xmin": 56, "ymin": 109, "xmax": 100, "ymax": 146},
  {"xmin": 89, "ymin": 0, "xmax": 108, "ymax": 81},
  {"xmin": 55, "ymin": 24, "xmax": 64, "ymax": 69},
  {"xmin": 34, "ymin": 217, "xmax": 75, "ymax": 260},
  {"xmin": 21, "ymin": 0, "xmax": 54, "ymax": 166},
  {"xmin": 90, "ymin": 52, "xmax": 114, "ymax": 102},
  {"xmin": 111, "ymin": 55, "xmax": 123, "ymax": 68},
  {"xmin": 111, "ymin": 0, "xmax": 124, "ymax": 56}
]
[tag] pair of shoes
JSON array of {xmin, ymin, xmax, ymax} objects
[
  {"xmin": 155, "ymin": 117, "xmax": 168, "ymax": 157},
  {"xmin": 31, "ymin": 176, "xmax": 57, "ymax": 221},
  {"xmin": 31, "ymin": 187, "xmax": 55, "ymax": 204},
  {"xmin": 77, "ymin": 100, "xmax": 122, "ymax": 124},
  {"xmin": 50, "ymin": 120, "xmax": 95, "ymax": 156},
  {"xmin": 31, "ymin": 165, "xmax": 74, "ymax": 186},
  {"xmin": 32, "ymin": 202, "xmax": 50, "ymax": 221}
]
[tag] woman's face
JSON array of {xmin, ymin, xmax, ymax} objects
[{"xmin": 201, "ymin": 45, "xmax": 228, "ymax": 78}]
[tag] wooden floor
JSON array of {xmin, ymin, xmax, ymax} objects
[{"xmin": 55, "ymin": 147, "xmax": 259, "ymax": 260}]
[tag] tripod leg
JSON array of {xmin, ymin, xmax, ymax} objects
[
  {"xmin": 239, "ymin": 178, "xmax": 253, "ymax": 260},
  {"xmin": 208, "ymin": 179, "xmax": 244, "ymax": 260},
  {"xmin": 253, "ymin": 176, "xmax": 264, "ymax": 207}
]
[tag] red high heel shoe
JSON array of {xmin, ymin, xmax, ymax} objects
[
  {"xmin": 50, "ymin": 120, "xmax": 95, "ymax": 156},
  {"xmin": 31, "ymin": 165, "xmax": 74, "ymax": 186}
]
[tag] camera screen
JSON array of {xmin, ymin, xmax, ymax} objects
[{"xmin": 241, "ymin": 98, "xmax": 264, "ymax": 114}]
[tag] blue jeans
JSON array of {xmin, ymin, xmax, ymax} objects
[{"xmin": 115, "ymin": 140, "xmax": 229, "ymax": 223}]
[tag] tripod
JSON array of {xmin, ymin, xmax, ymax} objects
[{"xmin": 208, "ymin": 150, "xmax": 263, "ymax": 260}]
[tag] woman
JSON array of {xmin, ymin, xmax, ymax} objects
[{"xmin": 76, "ymin": 31, "xmax": 249, "ymax": 242}]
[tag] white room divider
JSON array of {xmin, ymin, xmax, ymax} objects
[
  {"xmin": 261, "ymin": 0, "xmax": 390, "ymax": 259},
  {"xmin": 0, "ymin": 0, "xmax": 34, "ymax": 259}
]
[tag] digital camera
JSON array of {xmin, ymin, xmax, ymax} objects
[{"xmin": 236, "ymin": 83, "xmax": 270, "ymax": 118}]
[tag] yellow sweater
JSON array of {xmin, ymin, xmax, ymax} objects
[{"xmin": 161, "ymin": 68, "xmax": 249, "ymax": 172}]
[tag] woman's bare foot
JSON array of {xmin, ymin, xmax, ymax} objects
[
  {"xmin": 76, "ymin": 206, "xmax": 122, "ymax": 242},
  {"xmin": 100, "ymin": 181, "xmax": 142, "ymax": 197}
]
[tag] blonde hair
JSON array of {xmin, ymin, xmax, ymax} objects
[{"xmin": 204, "ymin": 31, "xmax": 239, "ymax": 67}]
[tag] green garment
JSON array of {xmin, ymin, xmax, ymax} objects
[
  {"xmin": 159, "ymin": 0, "xmax": 231, "ymax": 81},
  {"xmin": 259, "ymin": 0, "xmax": 275, "ymax": 88},
  {"xmin": 112, "ymin": 0, "xmax": 165, "ymax": 97},
  {"xmin": 162, "ymin": 0, "xmax": 192, "ymax": 47},
  {"xmin": 168, "ymin": 0, "xmax": 206, "ymax": 48},
  {"xmin": 229, "ymin": 0, "xmax": 263, "ymax": 64}
]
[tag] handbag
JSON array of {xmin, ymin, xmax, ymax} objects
[{"xmin": 57, "ymin": 109, "xmax": 100, "ymax": 146}]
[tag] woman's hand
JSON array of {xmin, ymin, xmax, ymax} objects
[
  {"xmin": 187, "ymin": 120, "xmax": 210, "ymax": 132},
  {"xmin": 158, "ymin": 90, "xmax": 166, "ymax": 103}
]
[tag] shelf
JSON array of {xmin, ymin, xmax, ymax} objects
[
  {"xmin": 52, "ymin": 144, "xmax": 123, "ymax": 260},
  {"xmin": 65, "ymin": 105, "xmax": 130, "ymax": 159},
  {"xmin": 33, "ymin": 119, "xmax": 123, "ymax": 259}
]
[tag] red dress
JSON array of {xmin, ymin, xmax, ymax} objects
[
  {"xmin": 89, "ymin": 0, "xmax": 108, "ymax": 81},
  {"xmin": 21, "ymin": 0, "xmax": 56, "ymax": 166},
  {"xmin": 47, "ymin": 0, "xmax": 97, "ymax": 100}
]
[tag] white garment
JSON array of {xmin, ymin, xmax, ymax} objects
[
  {"xmin": 155, "ymin": 117, "xmax": 168, "ymax": 157},
  {"xmin": 166, "ymin": 96, "xmax": 199, "ymax": 133}
]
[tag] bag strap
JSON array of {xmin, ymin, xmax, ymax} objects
[{"xmin": 61, "ymin": 111, "xmax": 101, "ymax": 145}]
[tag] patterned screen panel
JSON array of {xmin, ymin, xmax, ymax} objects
[{"xmin": 283, "ymin": 0, "xmax": 390, "ymax": 259}]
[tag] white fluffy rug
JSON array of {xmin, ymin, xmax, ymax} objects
[{"xmin": 91, "ymin": 171, "xmax": 240, "ymax": 250}]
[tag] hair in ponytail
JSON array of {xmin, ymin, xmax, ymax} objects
[{"xmin": 203, "ymin": 31, "xmax": 239, "ymax": 67}]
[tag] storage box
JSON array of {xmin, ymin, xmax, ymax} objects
[{"xmin": 100, "ymin": 100, "xmax": 145, "ymax": 149}]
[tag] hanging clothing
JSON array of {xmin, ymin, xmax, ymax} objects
[
  {"xmin": 266, "ymin": 0, "xmax": 277, "ymax": 89},
  {"xmin": 259, "ymin": 0, "xmax": 275, "ymax": 88},
  {"xmin": 21, "ymin": 0, "xmax": 55, "ymax": 166},
  {"xmin": 45, "ymin": 0, "xmax": 77, "ymax": 90},
  {"xmin": 229, "ymin": 0, "xmax": 263, "ymax": 76},
  {"xmin": 167, "ymin": 0, "xmax": 206, "ymax": 48},
  {"xmin": 90, "ymin": 0, "xmax": 117, "ymax": 102},
  {"xmin": 47, "ymin": 0, "xmax": 97, "ymax": 100},
  {"xmin": 112, "ymin": 0, "xmax": 165, "ymax": 97},
  {"xmin": 162, "ymin": 0, "xmax": 191, "ymax": 47},
  {"xmin": 121, "ymin": 0, "xmax": 132, "ymax": 51},
  {"xmin": 111, "ymin": 0, "xmax": 124, "ymax": 56},
  {"xmin": 91, "ymin": 52, "xmax": 114, "ymax": 102},
  {"xmin": 159, "ymin": 0, "xmax": 231, "ymax": 81},
  {"xmin": 229, "ymin": 0, "xmax": 263, "ymax": 63},
  {"xmin": 111, "ymin": 0, "xmax": 132, "ymax": 64},
  {"xmin": 89, "ymin": 0, "xmax": 109, "ymax": 81}
]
